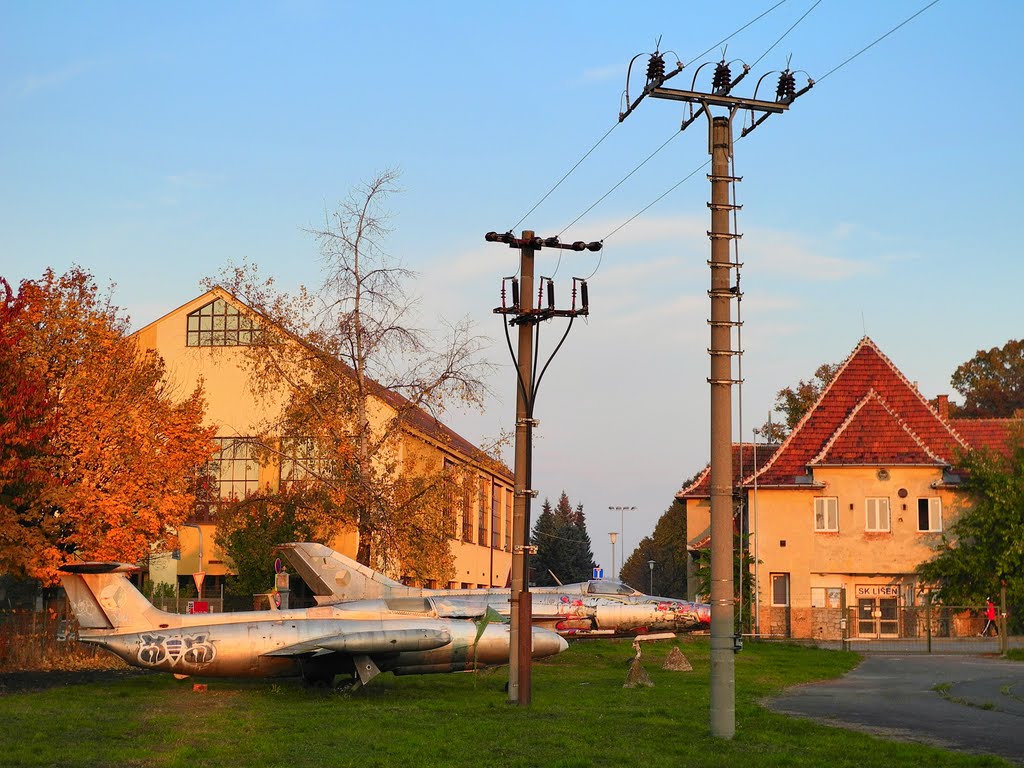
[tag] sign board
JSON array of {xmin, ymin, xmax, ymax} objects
[
  {"xmin": 592, "ymin": 567, "xmax": 604, "ymax": 580},
  {"xmin": 855, "ymin": 584, "xmax": 899, "ymax": 598},
  {"xmin": 193, "ymin": 571, "xmax": 206, "ymax": 595}
]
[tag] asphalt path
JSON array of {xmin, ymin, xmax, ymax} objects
[{"xmin": 767, "ymin": 655, "xmax": 1024, "ymax": 764}]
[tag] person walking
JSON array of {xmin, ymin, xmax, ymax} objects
[{"xmin": 980, "ymin": 597, "xmax": 999, "ymax": 636}]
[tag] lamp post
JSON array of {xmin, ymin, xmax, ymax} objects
[
  {"xmin": 608, "ymin": 505, "xmax": 635, "ymax": 572},
  {"xmin": 608, "ymin": 532, "xmax": 618, "ymax": 580},
  {"xmin": 648, "ymin": 560, "xmax": 656, "ymax": 594}
]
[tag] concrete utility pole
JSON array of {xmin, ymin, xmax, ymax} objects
[
  {"xmin": 486, "ymin": 229, "xmax": 599, "ymax": 706},
  {"xmin": 621, "ymin": 48, "xmax": 810, "ymax": 740}
]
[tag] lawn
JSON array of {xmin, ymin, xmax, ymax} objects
[{"xmin": 0, "ymin": 637, "xmax": 1013, "ymax": 768}]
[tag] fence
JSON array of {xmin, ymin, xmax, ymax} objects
[{"xmin": 758, "ymin": 603, "xmax": 1017, "ymax": 654}]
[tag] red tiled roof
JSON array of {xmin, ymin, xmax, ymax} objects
[
  {"xmin": 950, "ymin": 418, "xmax": 1017, "ymax": 456},
  {"xmin": 749, "ymin": 338, "xmax": 969, "ymax": 487},
  {"xmin": 676, "ymin": 443, "xmax": 779, "ymax": 499},
  {"xmin": 809, "ymin": 390, "xmax": 945, "ymax": 466}
]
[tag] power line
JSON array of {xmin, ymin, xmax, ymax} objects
[
  {"xmin": 509, "ymin": 2, "xmax": 794, "ymax": 234},
  {"xmin": 558, "ymin": 130, "xmax": 683, "ymax": 238},
  {"xmin": 589, "ymin": 0, "xmax": 940, "ymax": 251},
  {"xmin": 510, "ymin": 122, "xmax": 620, "ymax": 233},
  {"xmin": 818, "ymin": 0, "xmax": 941, "ymax": 83},
  {"xmin": 689, "ymin": 0, "xmax": 791, "ymax": 66},
  {"xmin": 750, "ymin": 0, "xmax": 822, "ymax": 70}
]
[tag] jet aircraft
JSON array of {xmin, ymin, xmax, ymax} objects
[
  {"xmin": 278, "ymin": 543, "xmax": 711, "ymax": 636},
  {"xmin": 59, "ymin": 561, "xmax": 567, "ymax": 688}
]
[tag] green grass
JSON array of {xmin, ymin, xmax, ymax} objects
[{"xmin": 1, "ymin": 638, "xmax": 1013, "ymax": 768}]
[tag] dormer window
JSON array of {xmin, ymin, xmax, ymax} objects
[{"xmin": 186, "ymin": 298, "xmax": 257, "ymax": 347}]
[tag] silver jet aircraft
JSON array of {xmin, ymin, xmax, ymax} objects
[
  {"xmin": 278, "ymin": 543, "xmax": 711, "ymax": 636},
  {"xmin": 59, "ymin": 562, "xmax": 567, "ymax": 688}
]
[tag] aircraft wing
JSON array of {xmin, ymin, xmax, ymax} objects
[{"xmin": 263, "ymin": 627, "xmax": 452, "ymax": 658}]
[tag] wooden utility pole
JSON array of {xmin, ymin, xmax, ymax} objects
[
  {"xmin": 486, "ymin": 230, "xmax": 598, "ymax": 705},
  {"xmin": 509, "ymin": 230, "xmax": 536, "ymax": 706}
]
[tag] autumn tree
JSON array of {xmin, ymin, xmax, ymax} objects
[
  {"xmin": 208, "ymin": 169, "xmax": 491, "ymax": 581},
  {"xmin": 757, "ymin": 362, "xmax": 840, "ymax": 442},
  {"xmin": 916, "ymin": 423, "xmax": 1024, "ymax": 631},
  {"xmin": 0, "ymin": 268, "xmax": 215, "ymax": 583},
  {"xmin": 0, "ymin": 278, "xmax": 54, "ymax": 581},
  {"xmin": 620, "ymin": 502, "xmax": 687, "ymax": 597},
  {"xmin": 949, "ymin": 339, "xmax": 1024, "ymax": 418},
  {"xmin": 531, "ymin": 492, "xmax": 595, "ymax": 585}
]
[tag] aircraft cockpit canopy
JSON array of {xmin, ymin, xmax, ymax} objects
[{"xmin": 586, "ymin": 580, "xmax": 641, "ymax": 596}]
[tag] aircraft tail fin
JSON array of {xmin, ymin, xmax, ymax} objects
[
  {"xmin": 278, "ymin": 542, "xmax": 414, "ymax": 602},
  {"xmin": 59, "ymin": 562, "xmax": 165, "ymax": 630}
]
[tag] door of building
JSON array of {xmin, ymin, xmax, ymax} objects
[{"xmin": 857, "ymin": 597, "xmax": 899, "ymax": 638}]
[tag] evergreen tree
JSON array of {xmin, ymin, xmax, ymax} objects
[
  {"xmin": 530, "ymin": 499, "xmax": 559, "ymax": 586},
  {"xmin": 531, "ymin": 492, "xmax": 595, "ymax": 585},
  {"xmin": 621, "ymin": 502, "xmax": 687, "ymax": 597}
]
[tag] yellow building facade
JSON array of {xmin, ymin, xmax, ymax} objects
[
  {"xmin": 134, "ymin": 288, "xmax": 514, "ymax": 597},
  {"xmin": 679, "ymin": 338, "xmax": 1014, "ymax": 640}
]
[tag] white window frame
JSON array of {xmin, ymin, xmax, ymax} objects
[
  {"xmin": 865, "ymin": 497, "xmax": 891, "ymax": 532},
  {"xmin": 917, "ymin": 497, "xmax": 942, "ymax": 532},
  {"xmin": 771, "ymin": 573, "xmax": 790, "ymax": 607},
  {"xmin": 814, "ymin": 497, "xmax": 839, "ymax": 532}
]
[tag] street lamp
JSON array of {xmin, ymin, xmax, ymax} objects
[
  {"xmin": 608, "ymin": 505, "xmax": 636, "ymax": 569},
  {"xmin": 648, "ymin": 559, "xmax": 656, "ymax": 594},
  {"xmin": 608, "ymin": 532, "xmax": 618, "ymax": 580}
]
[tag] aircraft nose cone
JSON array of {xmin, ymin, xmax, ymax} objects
[{"xmin": 531, "ymin": 627, "xmax": 568, "ymax": 658}]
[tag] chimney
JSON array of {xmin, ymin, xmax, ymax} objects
[{"xmin": 936, "ymin": 394, "xmax": 950, "ymax": 419}]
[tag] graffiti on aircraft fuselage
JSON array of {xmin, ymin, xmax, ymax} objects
[{"xmin": 138, "ymin": 633, "xmax": 216, "ymax": 667}]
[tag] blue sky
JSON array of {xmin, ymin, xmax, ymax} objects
[{"xmin": 3, "ymin": 1, "xmax": 1021, "ymax": 577}]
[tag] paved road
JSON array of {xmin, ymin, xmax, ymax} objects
[{"xmin": 767, "ymin": 655, "xmax": 1024, "ymax": 764}]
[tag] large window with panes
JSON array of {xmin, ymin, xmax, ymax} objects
[
  {"xmin": 814, "ymin": 497, "xmax": 839, "ymax": 532},
  {"xmin": 865, "ymin": 497, "xmax": 891, "ymax": 532},
  {"xmin": 194, "ymin": 437, "xmax": 260, "ymax": 521},
  {"xmin": 491, "ymin": 482, "xmax": 502, "ymax": 548},
  {"xmin": 279, "ymin": 437, "xmax": 329, "ymax": 488},
  {"xmin": 477, "ymin": 477, "xmax": 489, "ymax": 547},
  {"xmin": 186, "ymin": 298, "xmax": 259, "ymax": 347}
]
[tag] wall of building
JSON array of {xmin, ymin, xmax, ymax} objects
[
  {"xmin": 749, "ymin": 466, "xmax": 963, "ymax": 638},
  {"xmin": 136, "ymin": 291, "xmax": 513, "ymax": 593}
]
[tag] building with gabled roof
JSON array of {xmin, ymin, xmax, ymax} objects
[
  {"xmin": 132, "ymin": 288, "xmax": 514, "ymax": 599},
  {"xmin": 677, "ymin": 337, "xmax": 1018, "ymax": 640}
]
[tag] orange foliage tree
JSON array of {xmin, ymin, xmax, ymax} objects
[{"xmin": 0, "ymin": 268, "xmax": 216, "ymax": 583}]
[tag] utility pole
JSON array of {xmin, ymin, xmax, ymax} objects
[
  {"xmin": 620, "ymin": 48, "xmax": 810, "ymax": 739},
  {"xmin": 486, "ymin": 230, "xmax": 599, "ymax": 706}
]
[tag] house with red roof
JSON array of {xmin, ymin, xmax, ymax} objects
[{"xmin": 677, "ymin": 337, "xmax": 1016, "ymax": 640}]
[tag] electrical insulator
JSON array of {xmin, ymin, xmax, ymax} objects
[
  {"xmin": 646, "ymin": 52, "xmax": 666, "ymax": 85},
  {"xmin": 544, "ymin": 237, "xmax": 559, "ymax": 248},
  {"xmin": 580, "ymin": 280, "xmax": 589, "ymax": 311},
  {"xmin": 546, "ymin": 280, "xmax": 555, "ymax": 310},
  {"xmin": 586, "ymin": 241, "xmax": 602, "ymax": 252},
  {"xmin": 510, "ymin": 278, "xmax": 520, "ymax": 308},
  {"xmin": 713, "ymin": 60, "xmax": 731, "ymax": 93},
  {"xmin": 777, "ymin": 69, "xmax": 796, "ymax": 102},
  {"xmin": 571, "ymin": 241, "xmax": 586, "ymax": 251}
]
